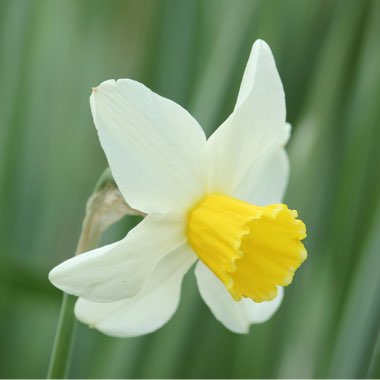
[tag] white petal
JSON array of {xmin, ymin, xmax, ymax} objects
[
  {"xmin": 74, "ymin": 244, "xmax": 196, "ymax": 337},
  {"xmin": 195, "ymin": 262, "xmax": 283, "ymax": 333},
  {"xmin": 235, "ymin": 40, "xmax": 283, "ymax": 111},
  {"xmin": 91, "ymin": 79, "xmax": 206, "ymax": 214},
  {"xmin": 205, "ymin": 40, "xmax": 288, "ymax": 194},
  {"xmin": 49, "ymin": 213, "xmax": 185, "ymax": 302},
  {"xmin": 232, "ymin": 146, "xmax": 289, "ymax": 206}
]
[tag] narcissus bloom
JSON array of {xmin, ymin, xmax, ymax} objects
[{"xmin": 49, "ymin": 40, "xmax": 306, "ymax": 337}]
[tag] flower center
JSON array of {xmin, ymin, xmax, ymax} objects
[{"xmin": 187, "ymin": 193, "xmax": 307, "ymax": 303}]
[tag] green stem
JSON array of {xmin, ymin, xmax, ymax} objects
[
  {"xmin": 47, "ymin": 227, "xmax": 97, "ymax": 379},
  {"xmin": 47, "ymin": 294, "xmax": 77, "ymax": 379},
  {"xmin": 47, "ymin": 168, "xmax": 130, "ymax": 379}
]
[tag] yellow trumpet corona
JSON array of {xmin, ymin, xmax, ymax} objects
[{"xmin": 188, "ymin": 194, "xmax": 307, "ymax": 303}]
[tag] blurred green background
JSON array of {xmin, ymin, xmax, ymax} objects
[{"xmin": 0, "ymin": 0, "xmax": 379, "ymax": 378}]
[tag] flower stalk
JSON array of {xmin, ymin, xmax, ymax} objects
[
  {"xmin": 47, "ymin": 168, "xmax": 132, "ymax": 378},
  {"xmin": 47, "ymin": 293, "xmax": 76, "ymax": 379}
]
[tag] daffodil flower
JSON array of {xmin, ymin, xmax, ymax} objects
[{"xmin": 49, "ymin": 40, "xmax": 306, "ymax": 337}]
